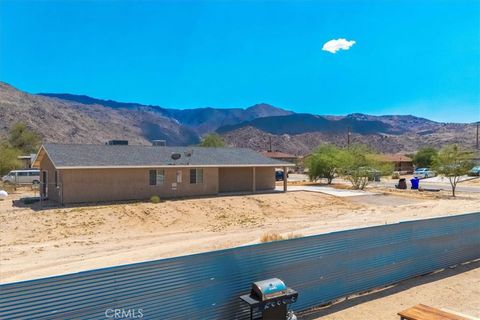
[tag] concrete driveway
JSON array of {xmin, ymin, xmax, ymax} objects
[{"xmin": 277, "ymin": 185, "xmax": 377, "ymax": 197}]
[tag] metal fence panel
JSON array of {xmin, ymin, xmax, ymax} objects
[{"xmin": 1, "ymin": 212, "xmax": 479, "ymax": 319}]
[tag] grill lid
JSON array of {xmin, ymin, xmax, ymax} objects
[{"xmin": 251, "ymin": 278, "xmax": 287, "ymax": 300}]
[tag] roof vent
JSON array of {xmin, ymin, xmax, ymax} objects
[
  {"xmin": 107, "ymin": 140, "xmax": 128, "ymax": 145},
  {"xmin": 171, "ymin": 153, "xmax": 181, "ymax": 160},
  {"xmin": 152, "ymin": 140, "xmax": 166, "ymax": 147}
]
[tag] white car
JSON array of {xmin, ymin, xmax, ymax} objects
[
  {"xmin": 1, "ymin": 169, "xmax": 40, "ymax": 184},
  {"xmin": 413, "ymin": 168, "xmax": 436, "ymax": 179}
]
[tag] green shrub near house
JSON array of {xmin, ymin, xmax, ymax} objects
[{"xmin": 150, "ymin": 195, "xmax": 161, "ymax": 203}]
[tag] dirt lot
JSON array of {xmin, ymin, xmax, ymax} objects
[
  {"xmin": 462, "ymin": 177, "xmax": 480, "ymax": 186},
  {"xmin": 300, "ymin": 260, "xmax": 480, "ymax": 319},
  {"xmin": 1, "ymin": 186, "xmax": 479, "ymax": 284}
]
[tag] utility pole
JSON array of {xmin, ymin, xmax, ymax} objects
[
  {"xmin": 347, "ymin": 126, "xmax": 351, "ymax": 149},
  {"xmin": 476, "ymin": 122, "xmax": 479, "ymax": 150}
]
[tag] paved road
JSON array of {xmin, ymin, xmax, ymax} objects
[
  {"xmin": 371, "ymin": 180, "xmax": 480, "ymax": 193},
  {"xmin": 286, "ymin": 174, "xmax": 480, "ymax": 193}
]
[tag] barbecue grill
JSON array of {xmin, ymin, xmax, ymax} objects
[{"xmin": 240, "ymin": 278, "xmax": 298, "ymax": 320}]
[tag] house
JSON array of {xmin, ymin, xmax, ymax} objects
[
  {"xmin": 376, "ymin": 154, "xmax": 414, "ymax": 173},
  {"xmin": 260, "ymin": 150, "xmax": 299, "ymax": 173},
  {"xmin": 260, "ymin": 151, "xmax": 298, "ymax": 164},
  {"xmin": 18, "ymin": 154, "xmax": 37, "ymax": 169},
  {"xmin": 33, "ymin": 143, "xmax": 294, "ymax": 205}
]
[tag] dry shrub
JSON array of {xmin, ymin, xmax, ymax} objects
[
  {"xmin": 260, "ymin": 232, "xmax": 303, "ymax": 243},
  {"xmin": 150, "ymin": 195, "xmax": 161, "ymax": 204},
  {"xmin": 0, "ymin": 181, "xmax": 16, "ymax": 194}
]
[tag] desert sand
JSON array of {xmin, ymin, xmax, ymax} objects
[{"xmin": 1, "ymin": 186, "xmax": 479, "ymax": 285}]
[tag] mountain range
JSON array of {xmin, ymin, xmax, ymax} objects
[
  {"xmin": 0, "ymin": 82, "xmax": 477, "ymax": 155},
  {"xmin": 39, "ymin": 92, "xmax": 293, "ymax": 135}
]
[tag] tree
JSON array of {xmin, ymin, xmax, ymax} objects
[
  {"xmin": 432, "ymin": 144, "xmax": 474, "ymax": 197},
  {"xmin": 307, "ymin": 145, "xmax": 344, "ymax": 184},
  {"xmin": 413, "ymin": 147, "xmax": 438, "ymax": 168},
  {"xmin": 8, "ymin": 122, "xmax": 41, "ymax": 154},
  {"xmin": 0, "ymin": 142, "xmax": 21, "ymax": 175},
  {"xmin": 199, "ymin": 133, "xmax": 226, "ymax": 147},
  {"xmin": 337, "ymin": 144, "xmax": 386, "ymax": 190}
]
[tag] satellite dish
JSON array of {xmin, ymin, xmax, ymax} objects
[
  {"xmin": 184, "ymin": 150, "xmax": 193, "ymax": 157},
  {"xmin": 171, "ymin": 153, "xmax": 182, "ymax": 160}
]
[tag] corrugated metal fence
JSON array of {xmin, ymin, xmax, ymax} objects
[{"xmin": 1, "ymin": 212, "xmax": 479, "ymax": 319}]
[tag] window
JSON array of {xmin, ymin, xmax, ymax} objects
[
  {"xmin": 149, "ymin": 170, "xmax": 156, "ymax": 185},
  {"xmin": 149, "ymin": 170, "xmax": 165, "ymax": 186},
  {"xmin": 17, "ymin": 172, "xmax": 28, "ymax": 176},
  {"xmin": 157, "ymin": 169, "xmax": 165, "ymax": 185},
  {"xmin": 29, "ymin": 171, "xmax": 40, "ymax": 176},
  {"xmin": 55, "ymin": 171, "xmax": 58, "ymax": 187},
  {"xmin": 190, "ymin": 168, "xmax": 203, "ymax": 184}
]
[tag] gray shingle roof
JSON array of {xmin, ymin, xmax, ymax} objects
[{"xmin": 41, "ymin": 144, "xmax": 294, "ymax": 168}]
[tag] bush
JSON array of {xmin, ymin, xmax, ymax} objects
[
  {"xmin": 337, "ymin": 144, "xmax": 390, "ymax": 190},
  {"xmin": 307, "ymin": 144, "xmax": 344, "ymax": 184},
  {"xmin": 150, "ymin": 195, "xmax": 161, "ymax": 203},
  {"xmin": 0, "ymin": 143, "xmax": 21, "ymax": 176},
  {"xmin": 432, "ymin": 144, "xmax": 474, "ymax": 197},
  {"xmin": 260, "ymin": 232, "xmax": 302, "ymax": 243},
  {"xmin": 413, "ymin": 147, "xmax": 438, "ymax": 168},
  {"xmin": 0, "ymin": 181, "xmax": 16, "ymax": 193},
  {"xmin": 199, "ymin": 133, "xmax": 226, "ymax": 147},
  {"xmin": 8, "ymin": 122, "xmax": 42, "ymax": 154}
]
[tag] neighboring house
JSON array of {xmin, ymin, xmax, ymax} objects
[
  {"xmin": 18, "ymin": 154, "xmax": 37, "ymax": 169},
  {"xmin": 261, "ymin": 151, "xmax": 299, "ymax": 173},
  {"xmin": 260, "ymin": 151, "xmax": 298, "ymax": 164},
  {"xmin": 33, "ymin": 143, "xmax": 294, "ymax": 205},
  {"xmin": 376, "ymin": 154, "xmax": 414, "ymax": 173}
]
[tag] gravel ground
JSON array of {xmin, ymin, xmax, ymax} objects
[{"xmin": 300, "ymin": 260, "xmax": 480, "ymax": 320}]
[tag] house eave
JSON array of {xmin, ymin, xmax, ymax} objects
[{"xmin": 56, "ymin": 163, "xmax": 296, "ymax": 170}]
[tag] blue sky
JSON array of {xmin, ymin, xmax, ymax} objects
[{"xmin": 0, "ymin": 0, "xmax": 479, "ymax": 123}]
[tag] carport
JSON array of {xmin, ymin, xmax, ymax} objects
[{"xmin": 218, "ymin": 166, "xmax": 289, "ymax": 194}]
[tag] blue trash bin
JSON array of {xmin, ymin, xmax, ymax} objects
[{"xmin": 410, "ymin": 178, "xmax": 419, "ymax": 190}]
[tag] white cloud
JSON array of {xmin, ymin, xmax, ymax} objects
[{"xmin": 322, "ymin": 38, "xmax": 356, "ymax": 54}]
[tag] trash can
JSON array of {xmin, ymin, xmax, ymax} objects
[
  {"xmin": 396, "ymin": 178, "xmax": 407, "ymax": 190},
  {"xmin": 410, "ymin": 177, "xmax": 419, "ymax": 190}
]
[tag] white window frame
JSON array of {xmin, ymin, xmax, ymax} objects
[
  {"xmin": 190, "ymin": 168, "xmax": 204, "ymax": 184},
  {"xmin": 149, "ymin": 169, "xmax": 165, "ymax": 186},
  {"xmin": 156, "ymin": 169, "xmax": 165, "ymax": 185}
]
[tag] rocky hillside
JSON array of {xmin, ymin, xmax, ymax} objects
[
  {"xmin": 0, "ymin": 82, "xmax": 199, "ymax": 146},
  {"xmin": 220, "ymin": 124, "xmax": 478, "ymax": 155},
  {"xmin": 216, "ymin": 111, "xmax": 477, "ymax": 154},
  {"xmin": 40, "ymin": 93, "xmax": 292, "ymax": 135},
  {"xmin": 217, "ymin": 113, "xmax": 403, "ymax": 135},
  {"xmin": 2, "ymin": 82, "xmax": 476, "ymax": 155}
]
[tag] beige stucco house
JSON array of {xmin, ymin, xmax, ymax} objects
[
  {"xmin": 33, "ymin": 144, "xmax": 293, "ymax": 205},
  {"xmin": 376, "ymin": 154, "xmax": 414, "ymax": 173}
]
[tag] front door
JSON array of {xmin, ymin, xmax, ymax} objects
[{"xmin": 42, "ymin": 171, "xmax": 48, "ymax": 198}]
